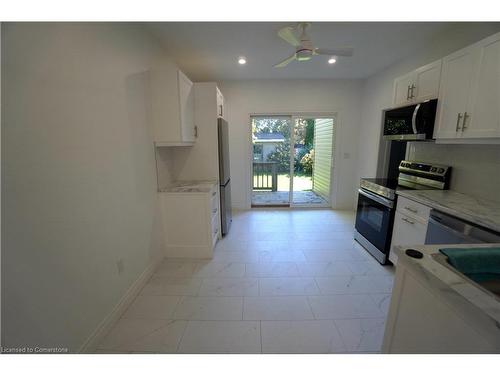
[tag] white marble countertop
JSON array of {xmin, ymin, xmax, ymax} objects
[
  {"xmin": 395, "ymin": 243, "xmax": 500, "ymax": 325},
  {"xmin": 159, "ymin": 179, "xmax": 218, "ymax": 193},
  {"xmin": 396, "ymin": 189, "xmax": 500, "ymax": 233}
]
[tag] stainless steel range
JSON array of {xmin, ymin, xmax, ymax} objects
[{"xmin": 354, "ymin": 160, "xmax": 451, "ymax": 265}]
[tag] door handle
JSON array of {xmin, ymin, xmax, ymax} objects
[
  {"xmin": 455, "ymin": 113, "xmax": 463, "ymax": 132},
  {"xmin": 462, "ymin": 112, "xmax": 469, "ymax": 131}
]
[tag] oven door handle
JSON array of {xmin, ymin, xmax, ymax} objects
[{"xmin": 358, "ymin": 189, "xmax": 394, "ymax": 209}]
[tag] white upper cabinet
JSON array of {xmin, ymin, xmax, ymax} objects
[
  {"xmin": 151, "ymin": 62, "xmax": 196, "ymax": 146},
  {"xmin": 392, "ymin": 60, "xmax": 442, "ymax": 107},
  {"xmin": 178, "ymin": 70, "xmax": 196, "ymax": 142},
  {"xmin": 413, "ymin": 60, "xmax": 443, "ymax": 102},
  {"xmin": 434, "ymin": 31, "xmax": 500, "ymax": 142},
  {"xmin": 465, "ymin": 34, "xmax": 500, "ymax": 139},
  {"xmin": 393, "ymin": 72, "xmax": 415, "ymax": 106},
  {"xmin": 434, "ymin": 46, "xmax": 478, "ymax": 139}
]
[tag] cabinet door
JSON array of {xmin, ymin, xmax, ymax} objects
[
  {"xmin": 464, "ymin": 33, "xmax": 500, "ymax": 138},
  {"xmin": 383, "ymin": 267, "xmax": 495, "ymax": 353},
  {"xmin": 434, "ymin": 46, "xmax": 478, "ymax": 139},
  {"xmin": 413, "ymin": 60, "xmax": 442, "ymax": 102},
  {"xmin": 393, "ymin": 72, "xmax": 415, "ymax": 106},
  {"xmin": 178, "ymin": 70, "xmax": 196, "ymax": 142},
  {"xmin": 390, "ymin": 212, "xmax": 428, "ymax": 265}
]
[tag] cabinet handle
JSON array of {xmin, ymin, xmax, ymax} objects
[
  {"xmin": 462, "ymin": 112, "xmax": 469, "ymax": 131},
  {"xmin": 194, "ymin": 126, "xmax": 198, "ymax": 138},
  {"xmin": 219, "ymin": 105, "xmax": 223, "ymax": 117},
  {"xmin": 404, "ymin": 206, "xmax": 418, "ymax": 213},
  {"xmin": 455, "ymin": 113, "xmax": 463, "ymax": 131},
  {"xmin": 406, "ymin": 85, "xmax": 411, "ymax": 100},
  {"xmin": 212, "ymin": 208, "xmax": 218, "ymax": 214},
  {"xmin": 410, "ymin": 84, "xmax": 416, "ymax": 99},
  {"xmin": 212, "ymin": 191, "xmax": 217, "ymax": 196},
  {"xmin": 402, "ymin": 217, "xmax": 415, "ymax": 225}
]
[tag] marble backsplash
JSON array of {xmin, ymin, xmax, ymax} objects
[{"xmin": 406, "ymin": 142, "xmax": 500, "ymax": 203}]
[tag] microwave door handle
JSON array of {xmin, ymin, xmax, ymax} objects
[{"xmin": 411, "ymin": 103, "xmax": 421, "ymax": 134}]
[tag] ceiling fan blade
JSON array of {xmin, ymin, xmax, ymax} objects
[
  {"xmin": 273, "ymin": 54, "xmax": 296, "ymax": 68},
  {"xmin": 314, "ymin": 48, "xmax": 354, "ymax": 57},
  {"xmin": 277, "ymin": 26, "xmax": 301, "ymax": 47}
]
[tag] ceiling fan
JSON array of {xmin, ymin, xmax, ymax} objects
[{"xmin": 274, "ymin": 22, "xmax": 353, "ymax": 68}]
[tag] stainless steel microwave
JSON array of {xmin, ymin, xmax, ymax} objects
[{"xmin": 383, "ymin": 99, "xmax": 438, "ymax": 141}]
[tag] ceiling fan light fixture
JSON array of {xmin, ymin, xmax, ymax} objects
[
  {"xmin": 328, "ymin": 57, "xmax": 337, "ymax": 64},
  {"xmin": 238, "ymin": 56, "xmax": 247, "ymax": 65}
]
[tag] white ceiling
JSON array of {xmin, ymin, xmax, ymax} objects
[{"xmin": 144, "ymin": 22, "xmax": 455, "ymax": 81}]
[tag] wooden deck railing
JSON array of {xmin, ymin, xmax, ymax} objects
[{"xmin": 253, "ymin": 162, "xmax": 278, "ymax": 191}]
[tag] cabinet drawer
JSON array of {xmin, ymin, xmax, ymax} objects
[
  {"xmin": 396, "ymin": 196, "xmax": 431, "ymax": 222},
  {"xmin": 390, "ymin": 211, "xmax": 428, "ymax": 265}
]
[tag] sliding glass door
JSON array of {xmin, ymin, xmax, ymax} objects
[{"xmin": 251, "ymin": 114, "xmax": 335, "ymax": 207}]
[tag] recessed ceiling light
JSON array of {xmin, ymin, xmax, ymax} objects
[
  {"xmin": 328, "ymin": 57, "xmax": 337, "ymax": 64},
  {"xmin": 238, "ymin": 56, "xmax": 247, "ymax": 65}
]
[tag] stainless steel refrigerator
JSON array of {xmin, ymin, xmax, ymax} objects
[{"xmin": 218, "ymin": 118, "xmax": 232, "ymax": 235}]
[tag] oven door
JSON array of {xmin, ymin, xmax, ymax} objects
[{"xmin": 355, "ymin": 189, "xmax": 395, "ymax": 256}]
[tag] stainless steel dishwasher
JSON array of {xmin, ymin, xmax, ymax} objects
[{"xmin": 425, "ymin": 209, "xmax": 500, "ymax": 244}]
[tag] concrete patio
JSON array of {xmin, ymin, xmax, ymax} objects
[{"xmin": 252, "ymin": 190, "xmax": 328, "ymax": 206}]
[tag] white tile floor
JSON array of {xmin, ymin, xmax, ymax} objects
[{"xmin": 96, "ymin": 209, "xmax": 394, "ymax": 354}]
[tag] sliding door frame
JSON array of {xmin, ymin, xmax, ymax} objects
[{"xmin": 248, "ymin": 112, "xmax": 340, "ymax": 209}]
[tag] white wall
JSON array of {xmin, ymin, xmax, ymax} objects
[
  {"xmin": 357, "ymin": 23, "xmax": 500, "ymax": 185},
  {"xmin": 218, "ymin": 79, "xmax": 363, "ymax": 209},
  {"xmin": 2, "ymin": 23, "xmax": 168, "ymax": 352}
]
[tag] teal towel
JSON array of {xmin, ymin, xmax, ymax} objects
[{"xmin": 439, "ymin": 247, "xmax": 500, "ymax": 283}]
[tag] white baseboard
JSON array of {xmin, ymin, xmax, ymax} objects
[{"xmin": 78, "ymin": 258, "xmax": 162, "ymax": 353}]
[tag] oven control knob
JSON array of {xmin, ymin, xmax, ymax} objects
[
  {"xmin": 430, "ymin": 167, "xmax": 437, "ymax": 172},
  {"xmin": 438, "ymin": 168, "xmax": 445, "ymax": 173}
]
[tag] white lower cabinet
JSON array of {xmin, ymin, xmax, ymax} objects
[
  {"xmin": 159, "ymin": 184, "xmax": 220, "ymax": 259},
  {"xmin": 382, "ymin": 261, "xmax": 497, "ymax": 353},
  {"xmin": 389, "ymin": 196, "xmax": 430, "ymax": 265}
]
